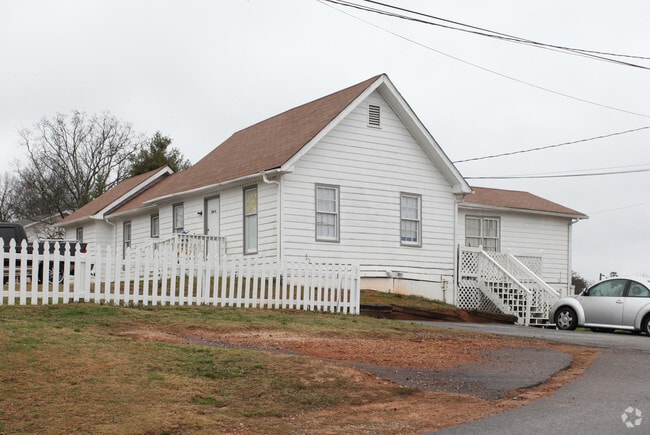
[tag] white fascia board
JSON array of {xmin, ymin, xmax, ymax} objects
[
  {"xmin": 377, "ymin": 79, "xmax": 472, "ymax": 195},
  {"xmin": 459, "ymin": 202, "xmax": 589, "ymax": 220},
  {"xmin": 282, "ymin": 74, "xmax": 472, "ymax": 194},
  {"xmin": 104, "ymin": 204, "xmax": 159, "ymax": 220},
  {"xmin": 281, "ymin": 76, "xmax": 386, "ymax": 171},
  {"xmin": 141, "ymin": 168, "xmax": 284, "ymax": 207},
  {"xmin": 89, "ymin": 166, "xmax": 173, "ymax": 220}
]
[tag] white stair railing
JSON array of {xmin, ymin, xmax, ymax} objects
[
  {"xmin": 475, "ymin": 247, "xmax": 532, "ymax": 325},
  {"xmin": 485, "ymin": 250, "xmax": 559, "ymax": 324}
]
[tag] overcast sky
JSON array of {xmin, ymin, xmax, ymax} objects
[{"xmin": 2, "ymin": 0, "xmax": 649, "ymax": 282}]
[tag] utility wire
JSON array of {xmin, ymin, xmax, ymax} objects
[
  {"xmin": 465, "ymin": 167, "xmax": 650, "ymax": 180},
  {"xmin": 453, "ymin": 126, "xmax": 650, "ymax": 163},
  {"xmin": 362, "ymin": 0, "xmax": 650, "ymax": 62},
  {"xmin": 317, "ymin": 0, "xmax": 650, "ymax": 119},
  {"xmin": 588, "ymin": 201, "xmax": 650, "ymax": 215},
  {"xmin": 323, "ymin": 0, "xmax": 650, "ymax": 70}
]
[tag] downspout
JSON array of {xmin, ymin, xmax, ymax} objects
[
  {"xmin": 451, "ymin": 194, "xmax": 464, "ymax": 305},
  {"xmin": 262, "ymin": 172, "xmax": 282, "ymax": 262},
  {"xmin": 567, "ymin": 218, "xmax": 579, "ymax": 297},
  {"xmin": 104, "ymin": 216, "xmax": 117, "ymax": 253}
]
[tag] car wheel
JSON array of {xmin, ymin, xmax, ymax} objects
[
  {"xmin": 555, "ymin": 307, "xmax": 578, "ymax": 331},
  {"xmin": 642, "ymin": 315, "xmax": 650, "ymax": 336}
]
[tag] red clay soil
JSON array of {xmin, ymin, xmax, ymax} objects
[{"xmin": 116, "ymin": 324, "xmax": 598, "ymax": 434}]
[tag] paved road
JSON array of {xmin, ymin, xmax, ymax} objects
[{"xmin": 422, "ymin": 322, "xmax": 650, "ymax": 434}]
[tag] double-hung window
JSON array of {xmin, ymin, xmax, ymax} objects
[
  {"xmin": 172, "ymin": 204, "xmax": 184, "ymax": 233},
  {"xmin": 150, "ymin": 214, "xmax": 159, "ymax": 238},
  {"xmin": 75, "ymin": 227, "xmax": 83, "ymax": 242},
  {"xmin": 244, "ymin": 186, "xmax": 258, "ymax": 254},
  {"xmin": 315, "ymin": 185, "xmax": 339, "ymax": 242},
  {"xmin": 122, "ymin": 221, "xmax": 131, "ymax": 259},
  {"xmin": 465, "ymin": 216, "xmax": 500, "ymax": 251},
  {"xmin": 400, "ymin": 193, "xmax": 421, "ymax": 246}
]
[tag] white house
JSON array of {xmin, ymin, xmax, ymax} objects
[{"xmin": 58, "ymin": 74, "xmax": 587, "ymax": 314}]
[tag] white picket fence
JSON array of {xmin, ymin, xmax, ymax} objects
[{"xmin": 1, "ymin": 240, "xmax": 361, "ymax": 314}]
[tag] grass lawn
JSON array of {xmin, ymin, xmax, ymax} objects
[{"xmin": 0, "ymin": 291, "xmax": 453, "ymax": 434}]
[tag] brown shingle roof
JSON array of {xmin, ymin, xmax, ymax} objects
[
  {"xmin": 110, "ymin": 75, "xmax": 383, "ymax": 214},
  {"xmin": 464, "ymin": 186, "xmax": 587, "ymax": 218},
  {"xmin": 59, "ymin": 167, "xmax": 170, "ymax": 224}
]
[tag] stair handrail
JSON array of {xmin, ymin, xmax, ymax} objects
[
  {"xmin": 498, "ymin": 251, "xmax": 560, "ymax": 320},
  {"xmin": 477, "ymin": 247, "xmax": 532, "ymax": 325}
]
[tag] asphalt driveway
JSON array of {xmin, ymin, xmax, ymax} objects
[{"xmin": 425, "ymin": 322, "xmax": 650, "ymax": 434}]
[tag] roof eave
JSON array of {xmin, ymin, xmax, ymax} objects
[
  {"xmin": 140, "ymin": 168, "xmax": 286, "ymax": 207},
  {"xmin": 459, "ymin": 202, "xmax": 588, "ymax": 220}
]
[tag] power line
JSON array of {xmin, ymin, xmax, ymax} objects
[
  {"xmin": 465, "ymin": 167, "xmax": 650, "ymax": 180},
  {"xmin": 322, "ymin": 0, "xmax": 650, "ymax": 70},
  {"xmin": 317, "ymin": 0, "xmax": 650, "ymax": 119},
  {"xmin": 453, "ymin": 126, "xmax": 650, "ymax": 163},
  {"xmin": 588, "ymin": 201, "xmax": 650, "ymax": 215},
  {"xmin": 362, "ymin": 0, "xmax": 650, "ymax": 62}
]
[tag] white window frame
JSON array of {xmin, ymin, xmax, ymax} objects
[
  {"xmin": 75, "ymin": 227, "xmax": 83, "ymax": 242},
  {"xmin": 150, "ymin": 214, "xmax": 159, "ymax": 238},
  {"xmin": 122, "ymin": 221, "xmax": 131, "ymax": 259},
  {"xmin": 243, "ymin": 186, "xmax": 258, "ymax": 254},
  {"xmin": 400, "ymin": 193, "xmax": 421, "ymax": 247},
  {"xmin": 465, "ymin": 216, "xmax": 500, "ymax": 251},
  {"xmin": 315, "ymin": 184, "xmax": 340, "ymax": 242},
  {"xmin": 172, "ymin": 203, "xmax": 184, "ymax": 233}
]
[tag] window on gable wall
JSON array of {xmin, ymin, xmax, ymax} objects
[
  {"xmin": 244, "ymin": 186, "xmax": 258, "ymax": 254},
  {"xmin": 315, "ymin": 185, "xmax": 339, "ymax": 242},
  {"xmin": 465, "ymin": 216, "xmax": 500, "ymax": 251},
  {"xmin": 400, "ymin": 193, "xmax": 421, "ymax": 246},
  {"xmin": 75, "ymin": 227, "xmax": 83, "ymax": 242}
]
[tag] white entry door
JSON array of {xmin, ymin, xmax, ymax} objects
[{"xmin": 205, "ymin": 197, "xmax": 220, "ymax": 236}]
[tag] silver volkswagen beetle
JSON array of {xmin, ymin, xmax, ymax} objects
[{"xmin": 549, "ymin": 276, "xmax": 650, "ymax": 334}]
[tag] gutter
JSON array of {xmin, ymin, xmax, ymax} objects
[
  {"xmin": 459, "ymin": 203, "xmax": 588, "ymax": 220},
  {"xmin": 142, "ymin": 168, "xmax": 285, "ymax": 207}
]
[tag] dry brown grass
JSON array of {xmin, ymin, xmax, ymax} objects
[{"xmin": 0, "ymin": 303, "xmax": 597, "ymax": 434}]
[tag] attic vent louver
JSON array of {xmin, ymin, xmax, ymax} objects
[{"xmin": 368, "ymin": 104, "xmax": 380, "ymax": 127}]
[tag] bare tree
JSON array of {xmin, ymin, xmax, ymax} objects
[
  {"xmin": 0, "ymin": 173, "xmax": 15, "ymax": 222},
  {"xmin": 13, "ymin": 111, "xmax": 141, "ymax": 219}
]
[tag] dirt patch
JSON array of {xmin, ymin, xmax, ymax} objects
[
  {"xmin": 117, "ymin": 327, "xmax": 598, "ymax": 433},
  {"xmin": 112, "ymin": 326, "xmax": 184, "ymax": 344}
]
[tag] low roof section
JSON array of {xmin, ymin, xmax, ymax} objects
[
  {"xmin": 59, "ymin": 166, "xmax": 173, "ymax": 226},
  {"xmin": 462, "ymin": 186, "xmax": 588, "ymax": 219}
]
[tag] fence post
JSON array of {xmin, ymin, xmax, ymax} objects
[{"xmin": 19, "ymin": 240, "xmax": 28, "ymax": 305}]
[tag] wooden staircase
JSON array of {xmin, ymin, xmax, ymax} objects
[{"xmin": 458, "ymin": 247, "xmax": 560, "ymax": 326}]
